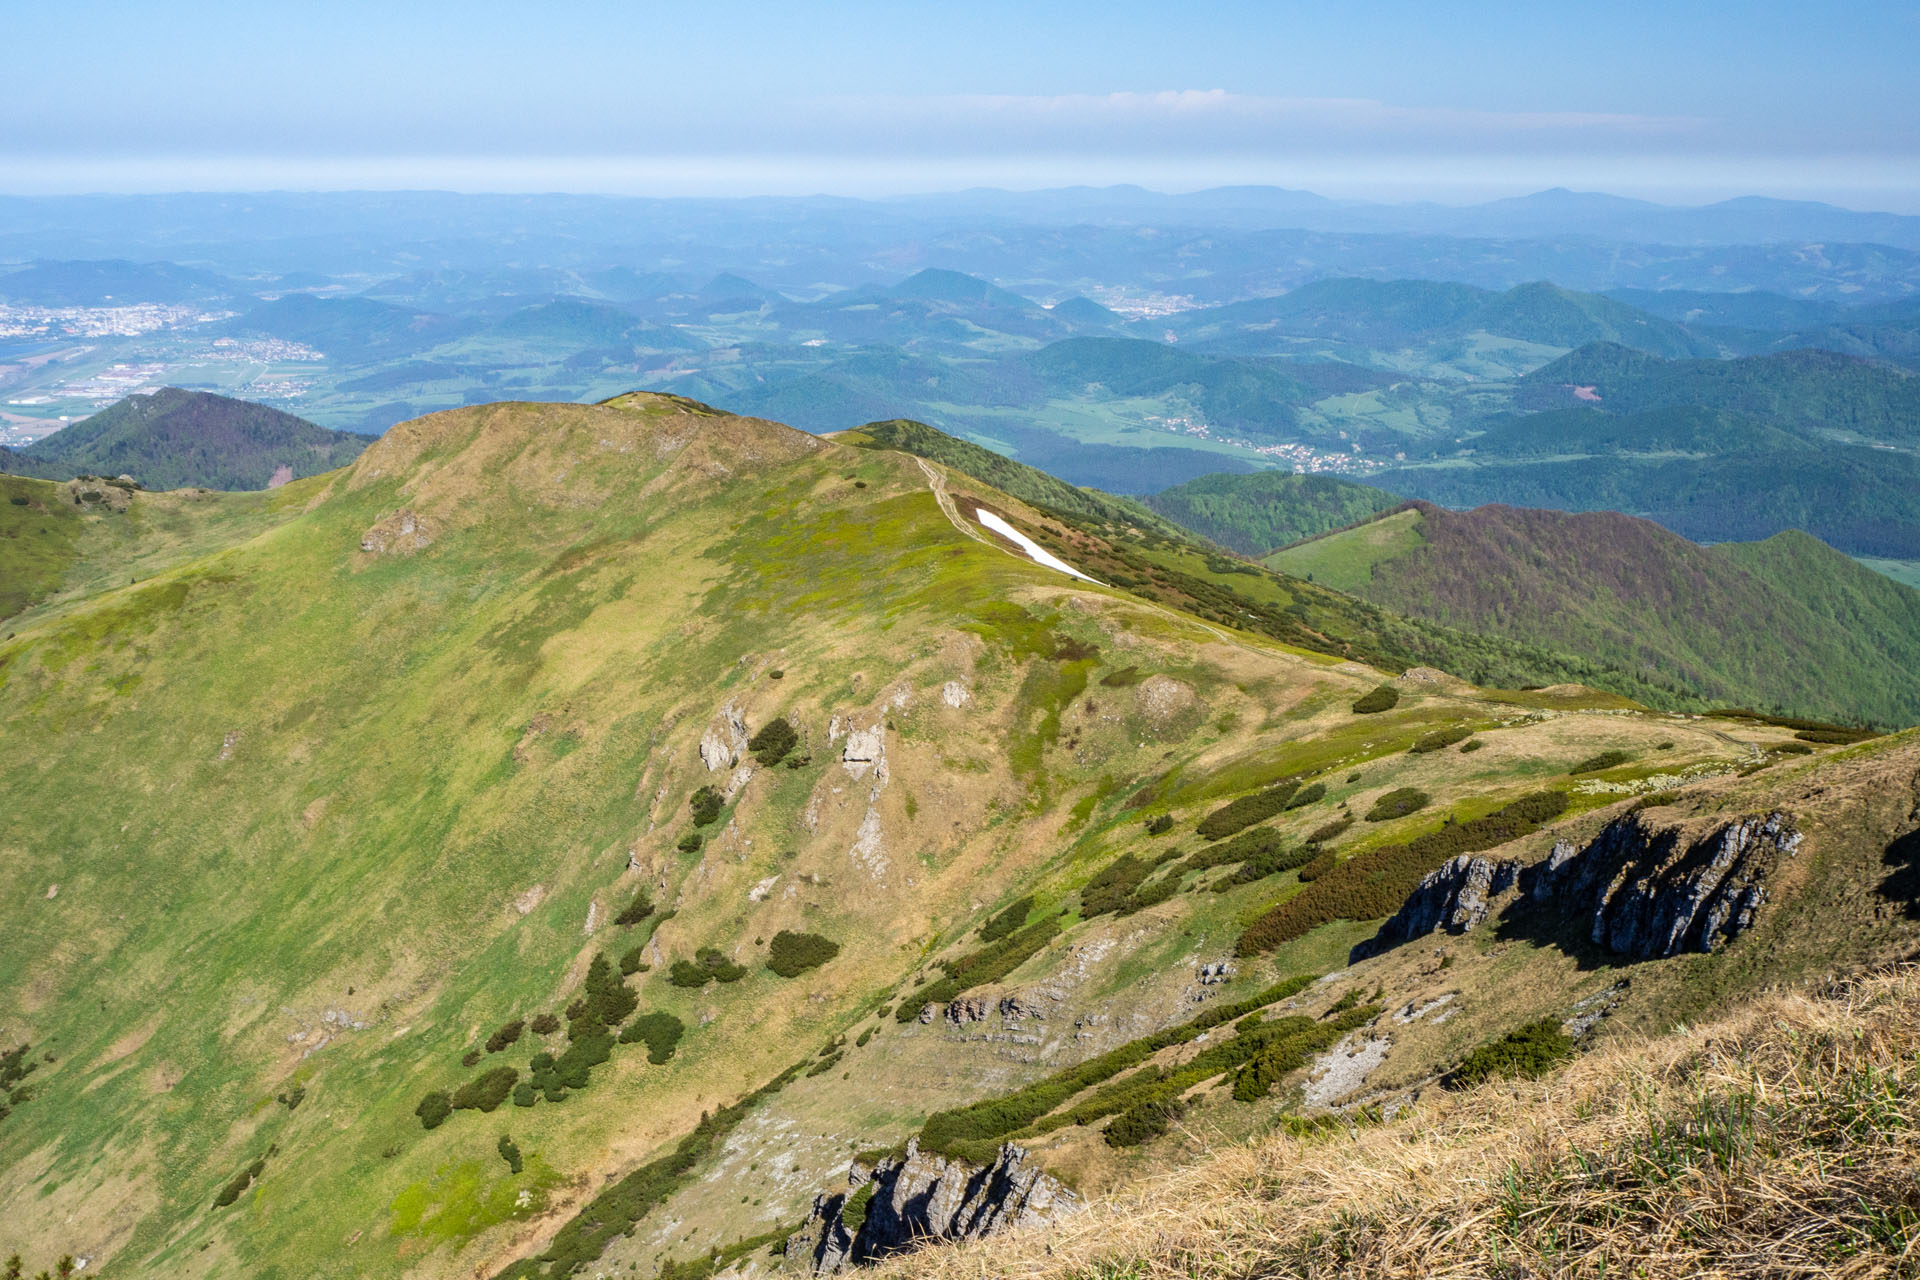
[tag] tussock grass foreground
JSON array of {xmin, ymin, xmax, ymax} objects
[{"xmin": 877, "ymin": 967, "xmax": 1920, "ymax": 1279}]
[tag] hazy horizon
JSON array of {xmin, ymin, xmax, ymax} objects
[{"xmin": 6, "ymin": 1, "xmax": 1915, "ymax": 210}]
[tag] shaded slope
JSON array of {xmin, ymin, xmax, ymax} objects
[
  {"xmin": 5, "ymin": 388, "xmax": 373, "ymax": 490},
  {"xmin": 1269, "ymin": 501, "xmax": 1920, "ymax": 726}
]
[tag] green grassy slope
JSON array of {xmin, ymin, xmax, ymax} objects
[
  {"xmin": 1137, "ymin": 470, "xmax": 1406, "ymax": 556},
  {"xmin": 0, "ymin": 470, "xmax": 336, "ymax": 624},
  {"xmin": 1268, "ymin": 501, "xmax": 1920, "ymax": 726},
  {"xmin": 6, "ymin": 388, "xmax": 373, "ymax": 490}
]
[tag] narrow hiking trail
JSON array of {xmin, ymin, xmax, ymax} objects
[{"xmin": 912, "ymin": 455, "xmax": 1297, "ymax": 664}]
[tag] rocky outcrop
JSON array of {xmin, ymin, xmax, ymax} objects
[
  {"xmin": 1354, "ymin": 854, "xmax": 1521, "ymax": 960},
  {"xmin": 785, "ymin": 1140, "xmax": 1081, "ymax": 1273},
  {"xmin": 359, "ymin": 508, "xmax": 431, "ymax": 554},
  {"xmin": 1534, "ymin": 810, "xmax": 1801, "ymax": 959},
  {"xmin": 1353, "ymin": 811, "xmax": 1800, "ymax": 963},
  {"xmin": 841, "ymin": 725, "xmax": 885, "ymax": 779},
  {"xmin": 698, "ymin": 703, "xmax": 748, "ymax": 771},
  {"xmin": 945, "ymin": 995, "xmax": 991, "ymax": 1025}
]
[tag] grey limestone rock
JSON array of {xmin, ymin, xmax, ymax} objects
[
  {"xmin": 1353, "ymin": 855, "xmax": 1517, "ymax": 960},
  {"xmin": 785, "ymin": 1139, "xmax": 1081, "ymax": 1273}
]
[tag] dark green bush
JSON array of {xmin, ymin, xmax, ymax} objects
[
  {"xmin": 1197, "ymin": 780, "xmax": 1301, "ymax": 840},
  {"xmin": 277, "ymin": 1084, "xmax": 306, "ymax": 1110},
  {"xmin": 1410, "ymin": 725, "xmax": 1472, "ymax": 754},
  {"xmin": 1796, "ymin": 727, "xmax": 1876, "ymax": 745},
  {"xmin": 619, "ymin": 944, "xmax": 650, "ymax": 976},
  {"xmin": 619, "ymin": 1012, "xmax": 686, "ymax": 1064},
  {"xmin": 213, "ymin": 1156, "xmax": 267, "ymax": 1208},
  {"xmin": 614, "ymin": 889, "xmax": 655, "ymax": 927},
  {"xmin": 1143, "ymin": 814, "xmax": 1173, "ymax": 836},
  {"xmin": 766, "ymin": 930, "xmax": 840, "ymax": 978},
  {"xmin": 1081, "ymin": 853, "xmax": 1152, "ymax": 916},
  {"xmin": 1103, "ymin": 1096, "xmax": 1185, "ymax": 1148},
  {"xmin": 670, "ymin": 948, "xmax": 748, "ymax": 987},
  {"xmin": 677, "ymin": 831, "xmax": 704, "ymax": 854},
  {"xmin": 415, "ymin": 1091, "xmax": 452, "ymax": 1130},
  {"xmin": 1351, "ymin": 686, "xmax": 1399, "ymax": 714},
  {"xmin": 578, "ymin": 953, "xmax": 638, "ymax": 1031},
  {"xmin": 689, "ymin": 786, "xmax": 724, "ymax": 827},
  {"xmin": 1305, "ymin": 815, "xmax": 1353, "ymax": 845},
  {"xmin": 1447, "ymin": 1019, "xmax": 1575, "ymax": 1089},
  {"xmin": 498, "ymin": 1134, "xmax": 524, "ymax": 1174},
  {"xmin": 1208, "ymin": 839, "xmax": 1316, "ymax": 891},
  {"xmin": 1184, "ymin": 825, "xmax": 1268, "ymax": 871},
  {"xmin": 512, "ymin": 1082, "xmax": 536, "ymax": 1107},
  {"xmin": 486, "ymin": 1019, "xmax": 525, "ymax": 1054},
  {"xmin": 979, "ymin": 896, "xmax": 1035, "ymax": 942},
  {"xmin": 462, "ymin": 1049, "xmax": 482, "ymax": 1067},
  {"xmin": 549, "ymin": 1033, "xmax": 613, "ymax": 1090},
  {"xmin": 1366, "ymin": 787, "xmax": 1430, "ymax": 822},
  {"xmin": 451, "ymin": 1067, "xmax": 519, "ymax": 1113},
  {"xmin": 1285, "ymin": 782, "xmax": 1326, "ymax": 810},
  {"xmin": 1460, "ymin": 738, "xmax": 1484, "ymax": 753},
  {"xmin": 1238, "ymin": 791, "xmax": 1568, "ymax": 955},
  {"xmin": 529, "ymin": 1013, "xmax": 559, "ymax": 1036},
  {"xmin": 747, "ymin": 718, "xmax": 798, "ymax": 767},
  {"xmin": 1295, "ymin": 848, "xmax": 1338, "ymax": 882},
  {"xmin": 1569, "ymin": 749, "xmax": 1635, "ymax": 775},
  {"xmin": 1100, "ymin": 665, "xmax": 1147, "ymax": 687}
]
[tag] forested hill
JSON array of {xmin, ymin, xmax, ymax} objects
[
  {"xmin": 1267, "ymin": 501, "xmax": 1920, "ymax": 727},
  {"xmin": 4, "ymin": 388, "xmax": 373, "ymax": 490}
]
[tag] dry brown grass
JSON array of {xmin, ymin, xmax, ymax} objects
[{"xmin": 877, "ymin": 967, "xmax": 1920, "ymax": 1280}]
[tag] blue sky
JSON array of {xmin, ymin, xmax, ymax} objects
[{"xmin": 5, "ymin": 0, "xmax": 1917, "ymax": 206}]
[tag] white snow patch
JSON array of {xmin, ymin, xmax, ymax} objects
[{"xmin": 975, "ymin": 509, "xmax": 1102, "ymax": 585}]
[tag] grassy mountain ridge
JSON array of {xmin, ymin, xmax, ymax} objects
[
  {"xmin": 0, "ymin": 392, "xmax": 1913, "ymax": 1280},
  {"xmin": 3, "ymin": 388, "xmax": 373, "ymax": 491},
  {"xmin": 839, "ymin": 420, "xmax": 1726, "ymax": 709},
  {"xmin": 1267, "ymin": 500, "xmax": 1920, "ymax": 726}
]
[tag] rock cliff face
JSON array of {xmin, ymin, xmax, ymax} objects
[
  {"xmin": 1353, "ymin": 810, "xmax": 1802, "ymax": 964},
  {"xmin": 784, "ymin": 1139, "xmax": 1081, "ymax": 1273},
  {"xmin": 1356, "ymin": 855, "xmax": 1518, "ymax": 958},
  {"xmin": 1538, "ymin": 810, "xmax": 1801, "ymax": 958}
]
